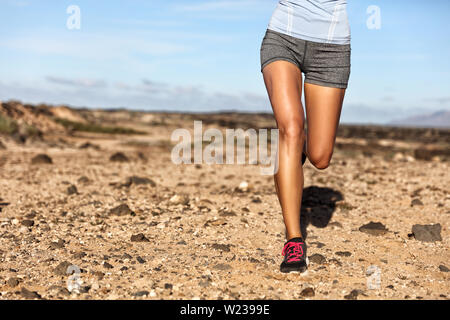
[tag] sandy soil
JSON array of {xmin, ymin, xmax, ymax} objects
[{"xmin": 0, "ymin": 109, "xmax": 449, "ymax": 300}]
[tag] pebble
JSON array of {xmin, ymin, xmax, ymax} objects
[
  {"xmin": 110, "ymin": 152, "xmax": 129, "ymax": 162},
  {"xmin": 21, "ymin": 287, "xmax": 41, "ymax": 299},
  {"xmin": 67, "ymin": 185, "xmax": 78, "ymax": 195},
  {"xmin": 309, "ymin": 254, "xmax": 326, "ymax": 264},
  {"xmin": 130, "ymin": 233, "xmax": 150, "ymax": 242},
  {"xmin": 125, "ymin": 176, "xmax": 156, "ymax": 187},
  {"xmin": 213, "ymin": 263, "xmax": 232, "ymax": 271},
  {"xmin": 300, "ymin": 287, "xmax": 315, "ymax": 297},
  {"xmin": 7, "ymin": 277, "xmax": 20, "ymax": 287},
  {"xmin": 359, "ymin": 222, "xmax": 388, "ymax": 236},
  {"xmin": 411, "ymin": 224, "xmax": 442, "ymax": 242},
  {"xmin": 31, "ymin": 154, "xmax": 53, "ymax": 164},
  {"xmin": 438, "ymin": 265, "xmax": 449, "ymax": 272},
  {"xmin": 54, "ymin": 261, "xmax": 72, "ymax": 276},
  {"xmin": 20, "ymin": 220, "xmax": 34, "ymax": 227},
  {"xmin": 109, "ymin": 204, "xmax": 134, "ymax": 216}
]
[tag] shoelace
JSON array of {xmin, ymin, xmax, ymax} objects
[{"xmin": 282, "ymin": 242, "xmax": 304, "ymax": 263}]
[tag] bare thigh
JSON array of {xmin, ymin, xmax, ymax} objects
[
  {"xmin": 262, "ymin": 61, "xmax": 305, "ymax": 135},
  {"xmin": 304, "ymin": 82, "xmax": 346, "ymax": 169}
]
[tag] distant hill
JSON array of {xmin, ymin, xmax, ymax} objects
[{"xmin": 389, "ymin": 110, "xmax": 450, "ymax": 128}]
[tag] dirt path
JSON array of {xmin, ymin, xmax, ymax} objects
[{"xmin": 0, "ymin": 123, "xmax": 448, "ymax": 300}]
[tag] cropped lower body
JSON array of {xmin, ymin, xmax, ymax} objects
[{"xmin": 260, "ymin": 29, "xmax": 351, "ymax": 89}]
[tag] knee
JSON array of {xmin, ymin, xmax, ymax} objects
[
  {"xmin": 308, "ymin": 149, "xmax": 332, "ymax": 170},
  {"xmin": 278, "ymin": 121, "xmax": 305, "ymax": 142}
]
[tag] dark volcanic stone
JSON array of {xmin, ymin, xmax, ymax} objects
[
  {"xmin": 110, "ymin": 152, "xmax": 129, "ymax": 162},
  {"xmin": 336, "ymin": 251, "xmax": 352, "ymax": 257},
  {"xmin": 438, "ymin": 265, "xmax": 449, "ymax": 272},
  {"xmin": 77, "ymin": 176, "xmax": 91, "ymax": 184},
  {"xmin": 21, "ymin": 287, "xmax": 41, "ymax": 299},
  {"xmin": 67, "ymin": 185, "xmax": 78, "ymax": 195},
  {"xmin": 31, "ymin": 154, "xmax": 52, "ymax": 164},
  {"xmin": 211, "ymin": 244, "xmax": 231, "ymax": 252},
  {"xmin": 309, "ymin": 254, "xmax": 327, "ymax": 264},
  {"xmin": 21, "ymin": 220, "xmax": 34, "ymax": 227},
  {"xmin": 136, "ymin": 256, "xmax": 146, "ymax": 264},
  {"xmin": 300, "ymin": 287, "xmax": 315, "ymax": 297},
  {"xmin": 411, "ymin": 224, "xmax": 442, "ymax": 242},
  {"xmin": 54, "ymin": 261, "xmax": 72, "ymax": 276},
  {"xmin": 359, "ymin": 222, "xmax": 388, "ymax": 236},
  {"xmin": 164, "ymin": 283, "xmax": 173, "ymax": 290},
  {"xmin": 133, "ymin": 291, "xmax": 149, "ymax": 297},
  {"xmin": 410, "ymin": 198, "xmax": 424, "ymax": 207},
  {"xmin": 344, "ymin": 289, "xmax": 360, "ymax": 300},
  {"xmin": 125, "ymin": 176, "xmax": 156, "ymax": 187},
  {"xmin": 130, "ymin": 233, "xmax": 150, "ymax": 242},
  {"xmin": 109, "ymin": 204, "xmax": 134, "ymax": 216}
]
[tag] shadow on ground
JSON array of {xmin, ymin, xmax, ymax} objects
[{"xmin": 300, "ymin": 186, "xmax": 343, "ymax": 240}]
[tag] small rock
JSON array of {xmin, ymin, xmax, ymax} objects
[
  {"xmin": 31, "ymin": 154, "xmax": 52, "ymax": 165},
  {"xmin": 67, "ymin": 185, "xmax": 78, "ymax": 195},
  {"xmin": 411, "ymin": 224, "xmax": 442, "ymax": 242},
  {"xmin": 20, "ymin": 220, "xmax": 34, "ymax": 227},
  {"xmin": 359, "ymin": 222, "xmax": 388, "ymax": 236},
  {"xmin": 109, "ymin": 204, "xmax": 134, "ymax": 216},
  {"xmin": 300, "ymin": 287, "xmax": 315, "ymax": 297},
  {"xmin": 73, "ymin": 251, "xmax": 87, "ymax": 259},
  {"xmin": 211, "ymin": 244, "xmax": 231, "ymax": 252},
  {"xmin": 309, "ymin": 254, "xmax": 326, "ymax": 264},
  {"xmin": 103, "ymin": 262, "xmax": 113, "ymax": 269},
  {"xmin": 336, "ymin": 251, "xmax": 352, "ymax": 257},
  {"xmin": 344, "ymin": 289, "xmax": 360, "ymax": 300},
  {"xmin": 169, "ymin": 194, "xmax": 189, "ymax": 205},
  {"xmin": 77, "ymin": 176, "xmax": 91, "ymax": 184},
  {"xmin": 20, "ymin": 287, "xmax": 41, "ymax": 299},
  {"xmin": 7, "ymin": 277, "xmax": 20, "ymax": 287},
  {"xmin": 125, "ymin": 176, "xmax": 156, "ymax": 187},
  {"xmin": 110, "ymin": 152, "xmax": 129, "ymax": 162},
  {"xmin": 133, "ymin": 290, "xmax": 149, "ymax": 297},
  {"xmin": 79, "ymin": 142, "xmax": 100, "ymax": 150},
  {"xmin": 48, "ymin": 285, "xmax": 71, "ymax": 297},
  {"xmin": 136, "ymin": 256, "xmax": 146, "ymax": 264},
  {"xmin": 164, "ymin": 283, "xmax": 173, "ymax": 290},
  {"xmin": 49, "ymin": 239, "xmax": 65, "ymax": 249},
  {"xmin": 236, "ymin": 181, "xmax": 251, "ymax": 192},
  {"xmin": 438, "ymin": 265, "xmax": 449, "ymax": 272},
  {"xmin": 410, "ymin": 198, "xmax": 423, "ymax": 207},
  {"xmin": 213, "ymin": 263, "xmax": 232, "ymax": 271},
  {"xmin": 130, "ymin": 233, "xmax": 150, "ymax": 242},
  {"xmin": 54, "ymin": 261, "xmax": 72, "ymax": 276}
]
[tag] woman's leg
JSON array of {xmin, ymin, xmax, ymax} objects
[
  {"xmin": 303, "ymin": 83, "xmax": 346, "ymax": 170},
  {"xmin": 262, "ymin": 60, "xmax": 306, "ymax": 240}
]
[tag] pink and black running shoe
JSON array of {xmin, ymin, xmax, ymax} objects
[{"xmin": 280, "ymin": 237, "xmax": 308, "ymax": 273}]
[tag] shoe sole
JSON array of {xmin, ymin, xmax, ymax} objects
[{"xmin": 279, "ymin": 257, "xmax": 309, "ymax": 274}]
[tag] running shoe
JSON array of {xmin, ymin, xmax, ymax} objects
[{"xmin": 280, "ymin": 237, "xmax": 308, "ymax": 273}]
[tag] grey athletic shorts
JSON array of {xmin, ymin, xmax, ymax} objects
[{"xmin": 260, "ymin": 29, "xmax": 351, "ymax": 89}]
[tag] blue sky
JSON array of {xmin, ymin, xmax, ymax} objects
[{"xmin": 1, "ymin": 0, "xmax": 449, "ymax": 124}]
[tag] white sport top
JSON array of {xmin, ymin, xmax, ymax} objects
[{"xmin": 267, "ymin": 0, "xmax": 351, "ymax": 45}]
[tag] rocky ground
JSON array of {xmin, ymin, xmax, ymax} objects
[{"xmin": 0, "ymin": 101, "xmax": 449, "ymax": 300}]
